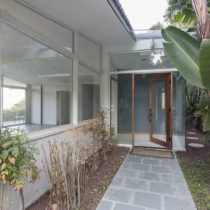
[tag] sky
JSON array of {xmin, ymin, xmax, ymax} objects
[{"xmin": 119, "ymin": 0, "xmax": 169, "ymax": 30}]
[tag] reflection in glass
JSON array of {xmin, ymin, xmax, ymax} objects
[{"xmin": 3, "ymin": 86, "xmax": 26, "ymax": 126}]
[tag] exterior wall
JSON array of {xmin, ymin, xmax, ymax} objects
[
  {"xmin": 0, "ymin": 2, "xmax": 102, "ymax": 209},
  {"xmin": 1, "ymin": 122, "xmax": 92, "ymax": 210}
]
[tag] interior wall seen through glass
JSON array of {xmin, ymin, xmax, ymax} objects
[{"xmin": 0, "ymin": 23, "xmax": 73, "ymax": 129}]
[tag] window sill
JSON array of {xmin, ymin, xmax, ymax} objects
[{"xmin": 28, "ymin": 120, "xmax": 91, "ymax": 141}]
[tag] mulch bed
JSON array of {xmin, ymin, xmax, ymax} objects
[
  {"xmin": 26, "ymin": 146, "xmax": 129, "ymax": 210},
  {"xmin": 176, "ymin": 128, "xmax": 210, "ymax": 210}
]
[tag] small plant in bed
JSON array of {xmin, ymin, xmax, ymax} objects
[
  {"xmin": 0, "ymin": 128, "xmax": 39, "ymax": 210},
  {"xmin": 88, "ymin": 110, "xmax": 116, "ymax": 159}
]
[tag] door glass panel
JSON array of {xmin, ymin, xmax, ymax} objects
[{"xmin": 152, "ymin": 80, "xmax": 167, "ymax": 142}]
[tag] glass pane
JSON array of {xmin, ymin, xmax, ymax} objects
[
  {"xmin": 152, "ymin": 80, "xmax": 166, "ymax": 142},
  {"xmin": 3, "ymin": 87, "xmax": 26, "ymax": 126},
  {"xmin": 78, "ymin": 35, "xmax": 101, "ymax": 71},
  {"xmin": 1, "ymin": 23, "xmax": 73, "ymax": 130},
  {"xmin": 173, "ymin": 73, "xmax": 186, "ymax": 150},
  {"xmin": 117, "ymin": 74, "xmax": 132, "ymax": 132},
  {"xmin": 78, "ymin": 64, "xmax": 100, "ymax": 121},
  {"xmin": 111, "ymin": 50, "xmax": 173, "ymax": 72}
]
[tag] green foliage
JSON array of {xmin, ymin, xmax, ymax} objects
[
  {"xmin": 164, "ymin": 0, "xmax": 193, "ymax": 23},
  {"xmin": 162, "ymin": 26, "xmax": 203, "ymax": 88},
  {"xmin": 3, "ymin": 99, "xmax": 25, "ymax": 122},
  {"xmin": 199, "ymin": 40, "xmax": 210, "ymax": 90},
  {"xmin": 179, "ymin": 159, "xmax": 210, "ymax": 209},
  {"xmin": 149, "ymin": 22, "xmax": 163, "ymax": 30},
  {"xmin": 172, "ymin": 8, "xmax": 196, "ymax": 27},
  {"xmin": 199, "ymin": 105, "xmax": 210, "ymax": 132},
  {"xmin": 162, "ymin": 26, "xmax": 210, "ymax": 130},
  {"xmin": 0, "ymin": 128, "xmax": 39, "ymax": 192},
  {"xmin": 186, "ymin": 83, "xmax": 203, "ymax": 116}
]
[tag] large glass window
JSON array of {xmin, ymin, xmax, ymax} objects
[
  {"xmin": 78, "ymin": 64, "xmax": 100, "ymax": 121},
  {"xmin": 0, "ymin": 23, "xmax": 73, "ymax": 131}
]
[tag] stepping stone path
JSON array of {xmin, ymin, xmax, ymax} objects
[
  {"xmin": 97, "ymin": 154, "xmax": 196, "ymax": 210},
  {"xmin": 187, "ymin": 132, "xmax": 196, "ymax": 135},
  {"xmin": 186, "ymin": 136, "xmax": 199, "ymax": 140},
  {"xmin": 187, "ymin": 130, "xmax": 204, "ymax": 148},
  {"xmin": 188, "ymin": 143, "xmax": 205, "ymax": 148}
]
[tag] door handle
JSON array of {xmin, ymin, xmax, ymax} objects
[{"xmin": 148, "ymin": 111, "xmax": 152, "ymax": 122}]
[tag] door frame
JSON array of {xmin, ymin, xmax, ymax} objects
[
  {"xmin": 149, "ymin": 73, "xmax": 172, "ymax": 149},
  {"xmin": 132, "ymin": 73, "xmax": 173, "ymax": 150}
]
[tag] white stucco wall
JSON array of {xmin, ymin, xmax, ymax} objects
[{"xmin": 1, "ymin": 121, "xmax": 92, "ymax": 210}]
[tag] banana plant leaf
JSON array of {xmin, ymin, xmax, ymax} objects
[
  {"xmin": 172, "ymin": 9, "xmax": 196, "ymax": 27},
  {"xmin": 162, "ymin": 26, "xmax": 204, "ymax": 88},
  {"xmin": 199, "ymin": 40, "xmax": 210, "ymax": 90}
]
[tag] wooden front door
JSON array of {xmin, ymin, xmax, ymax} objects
[{"xmin": 149, "ymin": 73, "xmax": 172, "ymax": 149}]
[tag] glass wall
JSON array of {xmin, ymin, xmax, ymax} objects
[
  {"xmin": 0, "ymin": 23, "xmax": 73, "ymax": 130},
  {"xmin": 173, "ymin": 73, "xmax": 186, "ymax": 150},
  {"xmin": 112, "ymin": 72, "xmax": 186, "ymax": 150}
]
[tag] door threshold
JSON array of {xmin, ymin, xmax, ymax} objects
[
  {"xmin": 133, "ymin": 145, "xmax": 171, "ymax": 152},
  {"xmin": 131, "ymin": 146, "xmax": 174, "ymax": 159}
]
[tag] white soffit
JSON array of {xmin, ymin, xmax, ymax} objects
[{"xmin": 16, "ymin": 0, "xmax": 134, "ymax": 46}]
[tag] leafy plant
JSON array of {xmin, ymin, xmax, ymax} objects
[
  {"xmin": 186, "ymin": 83, "xmax": 203, "ymax": 116},
  {"xmin": 162, "ymin": 26, "xmax": 210, "ymax": 130},
  {"xmin": 172, "ymin": 8, "xmax": 196, "ymax": 27},
  {"xmin": 0, "ymin": 128, "xmax": 39, "ymax": 210},
  {"xmin": 88, "ymin": 110, "xmax": 114, "ymax": 157},
  {"xmin": 43, "ymin": 141, "xmax": 87, "ymax": 210},
  {"xmin": 164, "ymin": 0, "xmax": 193, "ymax": 23}
]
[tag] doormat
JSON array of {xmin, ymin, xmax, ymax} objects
[{"xmin": 131, "ymin": 147, "xmax": 174, "ymax": 159}]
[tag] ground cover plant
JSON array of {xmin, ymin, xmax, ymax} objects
[{"xmin": 177, "ymin": 129, "xmax": 210, "ymax": 210}]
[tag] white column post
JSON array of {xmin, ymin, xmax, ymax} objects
[
  {"xmin": 72, "ymin": 31, "xmax": 79, "ymax": 125},
  {"xmin": 101, "ymin": 47, "xmax": 110, "ymax": 109}
]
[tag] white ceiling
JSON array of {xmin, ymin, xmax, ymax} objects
[{"xmin": 17, "ymin": 0, "xmax": 134, "ymax": 46}]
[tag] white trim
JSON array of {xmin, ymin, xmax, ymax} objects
[
  {"xmin": 28, "ymin": 120, "xmax": 90, "ymax": 141},
  {"xmin": 110, "ymin": 68, "xmax": 177, "ymax": 75},
  {"xmin": 72, "ymin": 31, "xmax": 79, "ymax": 125}
]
